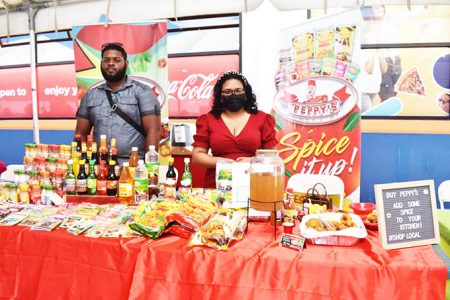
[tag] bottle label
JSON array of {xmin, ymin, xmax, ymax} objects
[
  {"xmin": 145, "ymin": 162, "xmax": 159, "ymax": 175},
  {"xmin": 87, "ymin": 178, "xmax": 97, "ymax": 189},
  {"xmin": 76, "ymin": 179, "xmax": 87, "ymax": 193},
  {"xmin": 134, "ymin": 178, "xmax": 149, "ymax": 203},
  {"xmin": 97, "ymin": 180, "xmax": 107, "ymax": 192},
  {"xmin": 107, "ymin": 180, "xmax": 118, "ymax": 190},
  {"xmin": 180, "ymin": 178, "xmax": 192, "ymax": 187},
  {"xmin": 118, "ymin": 183, "xmax": 133, "ymax": 197},
  {"xmin": 166, "ymin": 178, "xmax": 176, "ymax": 186},
  {"xmin": 65, "ymin": 178, "xmax": 76, "ymax": 192}
]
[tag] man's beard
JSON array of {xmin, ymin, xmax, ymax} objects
[{"xmin": 101, "ymin": 66, "xmax": 127, "ymax": 82}]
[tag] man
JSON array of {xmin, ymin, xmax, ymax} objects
[{"xmin": 75, "ymin": 43, "xmax": 160, "ymax": 165}]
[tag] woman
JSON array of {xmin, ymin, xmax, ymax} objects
[{"xmin": 192, "ymin": 71, "xmax": 278, "ymax": 188}]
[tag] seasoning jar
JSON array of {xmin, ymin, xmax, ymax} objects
[
  {"xmin": 18, "ymin": 183, "xmax": 30, "ymax": 204},
  {"xmin": 46, "ymin": 157, "xmax": 57, "ymax": 173},
  {"xmin": 8, "ymin": 183, "xmax": 18, "ymax": 202},
  {"xmin": 249, "ymin": 149, "xmax": 285, "ymax": 211}
]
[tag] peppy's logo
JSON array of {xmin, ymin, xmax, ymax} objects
[{"xmin": 274, "ymin": 76, "xmax": 358, "ymax": 125}]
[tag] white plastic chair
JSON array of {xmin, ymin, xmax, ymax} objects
[
  {"xmin": 286, "ymin": 173, "xmax": 345, "ymax": 210},
  {"xmin": 438, "ymin": 180, "xmax": 450, "ymax": 210}
]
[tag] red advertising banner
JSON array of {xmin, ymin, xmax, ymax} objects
[
  {"xmin": 0, "ymin": 54, "xmax": 239, "ymax": 120},
  {"xmin": 168, "ymin": 54, "xmax": 239, "ymax": 117},
  {"xmin": 275, "ymin": 10, "xmax": 362, "ymax": 202},
  {"xmin": 37, "ymin": 64, "xmax": 79, "ymax": 118},
  {"xmin": 0, "ymin": 67, "xmax": 32, "ymax": 119}
]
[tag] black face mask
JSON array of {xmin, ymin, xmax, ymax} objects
[{"xmin": 222, "ymin": 94, "xmax": 247, "ymax": 112}]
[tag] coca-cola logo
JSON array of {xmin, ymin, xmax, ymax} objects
[{"xmin": 168, "ymin": 73, "xmax": 218, "ymax": 101}]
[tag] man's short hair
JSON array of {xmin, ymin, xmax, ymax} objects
[{"xmin": 101, "ymin": 42, "xmax": 127, "ymax": 60}]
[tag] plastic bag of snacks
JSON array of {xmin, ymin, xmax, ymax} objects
[
  {"xmin": 189, "ymin": 209, "xmax": 247, "ymax": 250},
  {"xmin": 166, "ymin": 194, "xmax": 218, "ymax": 232},
  {"xmin": 128, "ymin": 200, "xmax": 173, "ymax": 239}
]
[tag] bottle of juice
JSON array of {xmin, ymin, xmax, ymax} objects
[
  {"xmin": 96, "ymin": 161, "xmax": 108, "ymax": 196},
  {"xmin": 128, "ymin": 146, "xmax": 139, "ymax": 178},
  {"xmin": 86, "ymin": 160, "xmax": 97, "ymax": 195},
  {"xmin": 76, "ymin": 159, "xmax": 87, "ymax": 195},
  {"xmin": 118, "ymin": 162, "xmax": 133, "ymax": 204},
  {"xmin": 107, "ymin": 160, "xmax": 118, "ymax": 196}
]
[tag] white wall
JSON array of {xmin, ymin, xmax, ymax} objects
[{"xmin": 241, "ymin": 1, "xmax": 307, "ymax": 112}]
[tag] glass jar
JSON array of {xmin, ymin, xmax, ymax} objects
[
  {"xmin": 46, "ymin": 157, "xmax": 57, "ymax": 173},
  {"xmin": 8, "ymin": 183, "xmax": 18, "ymax": 202},
  {"xmin": 249, "ymin": 149, "xmax": 285, "ymax": 211}
]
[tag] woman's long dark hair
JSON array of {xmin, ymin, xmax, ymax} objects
[{"xmin": 210, "ymin": 71, "xmax": 258, "ymax": 118}]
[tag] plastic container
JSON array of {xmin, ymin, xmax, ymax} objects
[
  {"xmin": 145, "ymin": 145, "xmax": 159, "ymax": 190},
  {"xmin": 349, "ymin": 202, "xmax": 376, "ymax": 216},
  {"xmin": 134, "ymin": 160, "xmax": 149, "ymax": 204},
  {"xmin": 249, "ymin": 150, "xmax": 285, "ymax": 211},
  {"xmin": 299, "ymin": 213, "xmax": 367, "ymax": 246}
]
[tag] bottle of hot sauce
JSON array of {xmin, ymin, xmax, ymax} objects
[
  {"xmin": 96, "ymin": 161, "xmax": 108, "ymax": 196},
  {"xmin": 107, "ymin": 160, "xmax": 118, "ymax": 196},
  {"xmin": 99, "ymin": 134, "xmax": 109, "ymax": 164}
]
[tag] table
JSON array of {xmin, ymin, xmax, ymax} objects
[{"xmin": 0, "ymin": 223, "xmax": 447, "ymax": 300}]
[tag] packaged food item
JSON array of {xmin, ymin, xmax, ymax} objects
[{"xmin": 189, "ymin": 209, "xmax": 247, "ymax": 251}]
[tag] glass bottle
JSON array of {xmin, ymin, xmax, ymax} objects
[
  {"xmin": 71, "ymin": 141, "xmax": 80, "ymax": 178},
  {"xmin": 76, "ymin": 159, "xmax": 88, "ymax": 195},
  {"xmin": 65, "ymin": 160, "xmax": 77, "ymax": 195},
  {"xmin": 128, "ymin": 146, "xmax": 139, "ymax": 178},
  {"xmin": 118, "ymin": 162, "xmax": 133, "ymax": 204},
  {"xmin": 97, "ymin": 161, "xmax": 108, "ymax": 196},
  {"xmin": 99, "ymin": 134, "xmax": 109, "ymax": 163},
  {"xmin": 179, "ymin": 158, "xmax": 192, "ymax": 196},
  {"xmin": 165, "ymin": 157, "xmax": 177, "ymax": 199},
  {"xmin": 107, "ymin": 160, "xmax": 118, "ymax": 196},
  {"xmin": 86, "ymin": 160, "xmax": 97, "ymax": 195},
  {"xmin": 110, "ymin": 138, "xmax": 118, "ymax": 163},
  {"xmin": 74, "ymin": 134, "xmax": 82, "ymax": 154},
  {"xmin": 249, "ymin": 149, "xmax": 285, "ymax": 212}
]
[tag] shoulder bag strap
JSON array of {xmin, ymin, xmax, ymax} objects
[{"xmin": 105, "ymin": 90, "xmax": 146, "ymax": 137}]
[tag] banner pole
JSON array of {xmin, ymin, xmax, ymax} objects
[{"xmin": 29, "ymin": 7, "xmax": 40, "ymax": 144}]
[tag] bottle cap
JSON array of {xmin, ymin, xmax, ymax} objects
[
  {"xmin": 149, "ymin": 145, "xmax": 155, "ymax": 150},
  {"xmin": 184, "ymin": 158, "xmax": 190, "ymax": 163},
  {"xmin": 79, "ymin": 159, "xmax": 85, "ymax": 164},
  {"xmin": 89, "ymin": 160, "xmax": 96, "ymax": 165},
  {"xmin": 109, "ymin": 160, "xmax": 116, "ymax": 166},
  {"xmin": 132, "ymin": 147, "xmax": 138, "ymax": 151},
  {"xmin": 68, "ymin": 159, "xmax": 73, "ymax": 164},
  {"xmin": 123, "ymin": 162, "xmax": 129, "ymax": 167}
]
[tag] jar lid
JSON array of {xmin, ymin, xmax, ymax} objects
[{"xmin": 255, "ymin": 149, "xmax": 279, "ymax": 156}]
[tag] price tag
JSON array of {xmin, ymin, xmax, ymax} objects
[{"xmin": 280, "ymin": 233, "xmax": 306, "ymax": 251}]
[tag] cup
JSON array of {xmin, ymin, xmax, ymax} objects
[{"xmin": 283, "ymin": 222, "xmax": 294, "ymax": 234}]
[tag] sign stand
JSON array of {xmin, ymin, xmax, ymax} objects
[{"xmin": 374, "ymin": 180, "xmax": 440, "ymax": 250}]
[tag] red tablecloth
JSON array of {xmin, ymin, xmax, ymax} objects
[
  {"xmin": 130, "ymin": 223, "xmax": 447, "ymax": 300},
  {"xmin": 0, "ymin": 223, "xmax": 447, "ymax": 300},
  {"xmin": 0, "ymin": 226, "xmax": 146, "ymax": 300}
]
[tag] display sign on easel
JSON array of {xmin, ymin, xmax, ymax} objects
[{"xmin": 374, "ymin": 180, "xmax": 440, "ymax": 250}]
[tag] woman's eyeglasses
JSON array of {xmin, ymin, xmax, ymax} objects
[
  {"xmin": 221, "ymin": 88, "xmax": 245, "ymax": 96},
  {"xmin": 101, "ymin": 42, "xmax": 124, "ymax": 50}
]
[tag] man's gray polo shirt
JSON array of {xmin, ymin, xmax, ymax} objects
[{"xmin": 77, "ymin": 76, "xmax": 160, "ymax": 162}]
